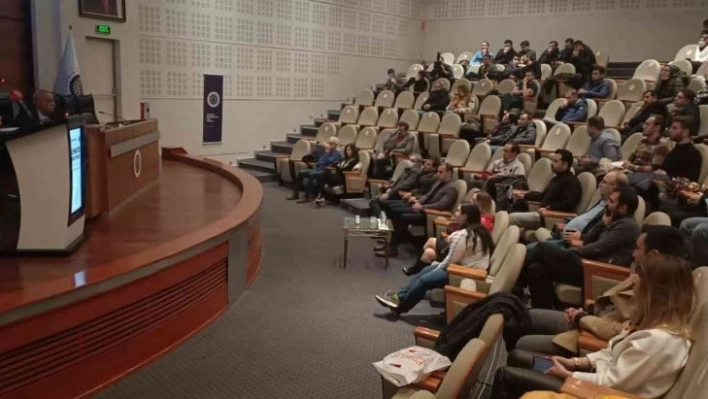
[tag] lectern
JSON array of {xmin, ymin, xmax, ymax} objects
[{"xmin": 0, "ymin": 119, "xmax": 87, "ymax": 253}]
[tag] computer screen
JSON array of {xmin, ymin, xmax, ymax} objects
[{"xmin": 69, "ymin": 126, "xmax": 83, "ymax": 214}]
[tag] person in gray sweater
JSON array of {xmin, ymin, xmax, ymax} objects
[
  {"xmin": 575, "ymin": 116, "xmax": 621, "ymax": 174},
  {"xmin": 369, "ymin": 156, "xmax": 439, "ymax": 216},
  {"xmin": 525, "ymin": 186, "xmax": 641, "ymax": 309}
]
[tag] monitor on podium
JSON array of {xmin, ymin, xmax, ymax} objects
[{"xmin": 0, "ymin": 116, "xmax": 88, "ymax": 254}]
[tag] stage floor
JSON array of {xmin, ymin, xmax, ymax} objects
[{"xmin": 0, "ymin": 160, "xmax": 242, "ymax": 315}]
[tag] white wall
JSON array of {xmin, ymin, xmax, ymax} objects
[
  {"xmin": 32, "ymin": 0, "xmax": 425, "ymax": 159},
  {"xmin": 422, "ymin": 0, "xmax": 706, "ymax": 62}
]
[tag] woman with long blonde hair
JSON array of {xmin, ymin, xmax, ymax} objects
[{"xmin": 491, "ymin": 253, "xmax": 695, "ymax": 399}]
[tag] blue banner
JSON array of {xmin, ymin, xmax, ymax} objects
[{"xmin": 203, "ymin": 74, "xmax": 223, "ymax": 144}]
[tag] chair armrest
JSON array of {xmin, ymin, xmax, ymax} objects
[
  {"xmin": 424, "ymin": 209, "xmax": 453, "ymax": 217},
  {"xmin": 434, "ymin": 217, "xmax": 452, "ymax": 227},
  {"xmin": 438, "ymin": 133, "xmax": 455, "ymax": 139},
  {"xmin": 581, "ymin": 259, "xmax": 631, "ymax": 302},
  {"xmin": 459, "ymin": 168, "xmax": 488, "ymax": 174},
  {"xmin": 444, "ymin": 285, "xmax": 487, "ymax": 322},
  {"xmin": 342, "ymin": 171, "xmax": 361, "ymax": 176},
  {"xmin": 569, "ymin": 239, "xmax": 583, "ymax": 248},
  {"xmin": 518, "ymin": 144, "xmax": 537, "ymax": 150},
  {"xmin": 399, "ymin": 191, "xmax": 411, "ymax": 197},
  {"xmin": 447, "ymin": 265, "xmax": 488, "ymax": 281},
  {"xmin": 343, "ymin": 171, "xmax": 367, "ymax": 193},
  {"xmin": 568, "ymin": 121, "xmax": 587, "ymax": 128},
  {"xmin": 578, "ymin": 331, "xmax": 608, "ymax": 353},
  {"xmin": 527, "ymin": 201, "xmax": 541, "ymax": 207},
  {"xmin": 368, "ymin": 179, "xmax": 389, "ymax": 185},
  {"xmin": 414, "ymin": 326, "xmax": 440, "ymax": 342},
  {"xmin": 537, "ymin": 148, "xmax": 556, "ymax": 154},
  {"xmin": 561, "ymin": 377, "xmax": 643, "ymax": 399},
  {"xmin": 542, "ymin": 210, "xmax": 578, "ymax": 220},
  {"xmin": 413, "ymin": 376, "xmax": 443, "ymax": 394}
]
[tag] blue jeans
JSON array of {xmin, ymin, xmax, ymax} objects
[
  {"xmin": 680, "ymin": 217, "xmax": 708, "ymax": 266},
  {"xmin": 295, "ymin": 169, "xmax": 326, "ymax": 197},
  {"xmin": 397, "ymin": 264, "xmax": 449, "ymax": 313}
]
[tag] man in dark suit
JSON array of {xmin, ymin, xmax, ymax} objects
[
  {"xmin": 376, "ymin": 163, "xmax": 458, "ymax": 257},
  {"xmin": 9, "ymin": 90, "xmax": 58, "ymax": 129}
]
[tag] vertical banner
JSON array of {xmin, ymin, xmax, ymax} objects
[{"xmin": 203, "ymin": 74, "xmax": 223, "ymax": 144}]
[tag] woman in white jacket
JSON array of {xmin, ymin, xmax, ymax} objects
[{"xmin": 490, "ymin": 253, "xmax": 695, "ymax": 399}]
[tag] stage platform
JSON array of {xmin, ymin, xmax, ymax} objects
[{"xmin": 0, "ymin": 148, "xmax": 263, "ymax": 398}]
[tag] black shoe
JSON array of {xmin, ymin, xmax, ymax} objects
[
  {"xmin": 402, "ymin": 259, "xmax": 429, "ymax": 276},
  {"xmin": 402, "ymin": 266, "xmax": 414, "ymax": 276}
]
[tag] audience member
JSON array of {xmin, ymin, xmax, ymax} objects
[
  {"xmin": 555, "ymin": 89, "xmax": 588, "ymax": 123},
  {"xmin": 667, "ymin": 89, "xmax": 700, "ymax": 136},
  {"xmin": 569, "ymin": 40, "xmax": 596, "ymax": 80},
  {"xmin": 402, "ymin": 70, "xmax": 429, "ymax": 95},
  {"xmin": 471, "ymin": 54, "xmax": 496, "ymax": 80},
  {"xmin": 501, "ymin": 69, "xmax": 540, "ymax": 112},
  {"xmin": 313, "ymin": 144, "xmax": 361, "ymax": 205},
  {"xmin": 680, "ymin": 216, "xmax": 708, "ymax": 265},
  {"xmin": 375, "ymin": 163, "xmax": 458, "ymax": 257},
  {"xmin": 371, "ymin": 122, "xmax": 415, "ymax": 179},
  {"xmin": 578, "ymin": 65, "xmax": 610, "ymax": 99},
  {"xmin": 383, "ymin": 69, "xmax": 406, "ymax": 94},
  {"xmin": 538, "ymin": 41, "xmax": 560, "ymax": 65},
  {"xmin": 489, "ymin": 111, "xmax": 536, "ymax": 149},
  {"xmin": 501, "ymin": 55, "xmax": 522, "ymax": 80},
  {"xmin": 696, "ymin": 83, "xmax": 708, "ymax": 105},
  {"xmin": 624, "ymin": 115, "xmax": 669, "ymax": 172},
  {"xmin": 429, "ymin": 59, "xmax": 454, "ymax": 82},
  {"xmin": 493, "ymin": 253, "xmax": 693, "ymax": 399},
  {"xmin": 621, "ymin": 90, "xmax": 668, "ymax": 137},
  {"xmin": 375, "ymin": 204, "xmax": 493, "ymax": 316},
  {"xmin": 486, "ymin": 112, "xmax": 518, "ymax": 148},
  {"xmin": 469, "ymin": 143, "xmax": 526, "ymax": 199},
  {"xmin": 520, "ymin": 55, "xmax": 542, "ymax": 80},
  {"xmin": 557, "ymin": 38, "xmax": 575, "ymax": 64},
  {"xmin": 448, "ymin": 84, "xmax": 476, "ymax": 116},
  {"xmin": 470, "ymin": 41, "xmax": 494, "ymax": 66},
  {"xmin": 421, "ymin": 81, "xmax": 450, "ymax": 112},
  {"xmin": 509, "ymin": 149, "xmax": 582, "ymax": 230},
  {"xmin": 287, "ymin": 137, "xmax": 342, "ymax": 202},
  {"xmin": 369, "ymin": 156, "xmax": 439, "ymax": 216},
  {"xmin": 402, "ymin": 192, "xmax": 495, "ymax": 276},
  {"xmin": 657, "ymin": 116, "xmax": 702, "ymax": 182},
  {"xmin": 655, "ymin": 64, "xmax": 686, "ymax": 104},
  {"xmin": 494, "ymin": 40, "xmax": 518, "ymax": 65},
  {"xmin": 692, "ymin": 30, "xmax": 708, "ymax": 65},
  {"xmin": 517, "ymin": 225, "xmax": 687, "ymax": 357},
  {"xmin": 526, "ymin": 185, "xmax": 640, "ymax": 309},
  {"xmin": 575, "ymin": 116, "xmax": 621, "ymax": 174},
  {"xmin": 517, "ymin": 40, "xmax": 536, "ymax": 62}
]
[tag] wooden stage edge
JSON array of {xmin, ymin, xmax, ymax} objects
[{"xmin": 0, "ymin": 148, "xmax": 264, "ymax": 399}]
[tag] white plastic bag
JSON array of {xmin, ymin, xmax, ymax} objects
[{"xmin": 373, "ymin": 346, "xmax": 452, "ymax": 387}]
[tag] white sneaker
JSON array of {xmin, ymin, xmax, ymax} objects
[{"xmin": 375, "ymin": 294, "xmax": 399, "ymax": 309}]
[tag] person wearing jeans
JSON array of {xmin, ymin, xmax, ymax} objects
[
  {"xmin": 374, "ymin": 204, "xmax": 493, "ymax": 317},
  {"xmin": 680, "ymin": 216, "xmax": 708, "ymax": 265},
  {"xmin": 287, "ymin": 138, "xmax": 342, "ymax": 203}
]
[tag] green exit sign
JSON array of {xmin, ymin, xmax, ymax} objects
[{"xmin": 95, "ymin": 24, "xmax": 111, "ymax": 35}]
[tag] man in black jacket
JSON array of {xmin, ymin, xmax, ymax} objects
[
  {"xmin": 621, "ymin": 90, "xmax": 668, "ymax": 140},
  {"xmin": 666, "ymin": 89, "xmax": 701, "ymax": 136},
  {"xmin": 421, "ymin": 81, "xmax": 450, "ymax": 112},
  {"xmin": 526, "ymin": 186, "xmax": 641, "ymax": 309},
  {"xmin": 493, "ymin": 39, "xmax": 518, "ymax": 65},
  {"xmin": 538, "ymin": 41, "xmax": 560, "ymax": 65},
  {"xmin": 508, "ymin": 149, "xmax": 583, "ymax": 231},
  {"xmin": 369, "ymin": 156, "xmax": 439, "ymax": 216},
  {"xmin": 375, "ymin": 163, "xmax": 458, "ymax": 257}
]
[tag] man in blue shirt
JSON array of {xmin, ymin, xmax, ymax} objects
[
  {"xmin": 469, "ymin": 41, "xmax": 494, "ymax": 66},
  {"xmin": 576, "ymin": 116, "xmax": 621, "ymax": 174},
  {"xmin": 578, "ymin": 65, "xmax": 610, "ymax": 99},
  {"xmin": 287, "ymin": 138, "xmax": 343, "ymax": 202},
  {"xmin": 555, "ymin": 89, "xmax": 588, "ymax": 123}
]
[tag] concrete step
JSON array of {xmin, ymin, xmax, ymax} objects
[
  {"xmin": 301, "ymin": 125, "xmax": 319, "ymax": 137},
  {"xmin": 239, "ymin": 168, "xmax": 278, "ymax": 182},
  {"xmin": 237, "ymin": 157, "xmax": 275, "ymax": 173},
  {"xmin": 254, "ymin": 150, "xmax": 285, "ymax": 163},
  {"xmin": 286, "ymin": 133, "xmax": 307, "ymax": 144},
  {"xmin": 270, "ymin": 140, "xmax": 294, "ymax": 154}
]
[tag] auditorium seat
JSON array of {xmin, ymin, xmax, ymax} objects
[
  {"xmin": 355, "ymin": 89, "xmax": 375, "ymax": 107},
  {"xmin": 325, "ymin": 150, "xmax": 370, "ymax": 196},
  {"xmin": 616, "ymin": 78, "xmax": 647, "ymax": 105},
  {"xmin": 594, "ymin": 49, "xmax": 609, "ymax": 68},
  {"xmin": 632, "ymin": 59, "xmax": 661, "ymax": 88},
  {"xmin": 377, "ymin": 108, "xmax": 399, "ymax": 130},
  {"xmin": 368, "ymin": 159, "xmax": 412, "ymax": 197},
  {"xmin": 427, "ymin": 113, "xmax": 462, "ymax": 157},
  {"xmin": 471, "ymin": 78, "xmax": 493, "ymax": 98},
  {"xmin": 597, "ymin": 100, "xmax": 626, "ymax": 128},
  {"xmin": 277, "ymin": 139, "xmax": 311, "ymax": 184},
  {"xmin": 375, "ymin": 90, "xmax": 396, "ymax": 108},
  {"xmin": 605, "ymin": 128, "xmax": 622, "ymax": 144},
  {"xmin": 457, "ymin": 142, "xmax": 492, "ymax": 181},
  {"xmin": 537, "ymin": 123, "xmax": 571, "ymax": 158},
  {"xmin": 699, "ymin": 105, "xmax": 708, "ymax": 138},
  {"xmin": 353, "ymin": 106, "xmax": 379, "ymax": 128},
  {"xmin": 673, "ymin": 44, "xmax": 698, "ymax": 61},
  {"xmin": 621, "ymin": 100, "xmax": 644, "ymax": 127},
  {"xmin": 669, "ymin": 59, "xmax": 693, "ymax": 77},
  {"xmin": 393, "ymin": 91, "xmax": 415, "ymax": 110},
  {"xmin": 337, "ymin": 125, "xmax": 359, "ymax": 146},
  {"xmin": 526, "ymin": 157, "xmax": 554, "ymax": 194},
  {"xmin": 440, "ymin": 52, "xmax": 455, "ymax": 65},
  {"xmin": 564, "ymin": 125, "xmax": 592, "ymax": 157},
  {"xmin": 496, "ymin": 79, "xmax": 516, "ymax": 95},
  {"xmin": 450, "ymin": 78, "xmax": 471, "ymax": 95},
  {"xmin": 553, "ymin": 63, "xmax": 577, "ymax": 98},
  {"xmin": 313, "ymin": 122, "xmax": 338, "ymax": 143},
  {"xmin": 540, "ymin": 64, "xmax": 552, "ymax": 82},
  {"xmin": 413, "ymin": 92, "xmax": 430, "ymax": 111},
  {"xmin": 441, "ymin": 139, "xmax": 470, "ymax": 171},
  {"xmin": 406, "ymin": 64, "xmax": 424, "ymax": 81},
  {"xmin": 520, "ymin": 119, "xmax": 547, "ymax": 162},
  {"xmin": 399, "ymin": 109, "xmax": 421, "ymax": 130},
  {"xmin": 414, "ymin": 112, "xmax": 441, "ymax": 152},
  {"xmin": 434, "ymin": 78, "xmax": 451, "ymax": 92},
  {"xmin": 451, "ymin": 64, "xmax": 464, "ymax": 80},
  {"xmin": 696, "ymin": 143, "xmax": 708, "ymax": 184},
  {"xmin": 370, "ymin": 128, "xmax": 394, "ymax": 157},
  {"xmin": 337, "ymin": 105, "xmax": 360, "ymax": 127},
  {"xmin": 455, "ymin": 51, "xmax": 473, "ymax": 64},
  {"xmin": 477, "ymin": 95, "xmax": 502, "ymax": 134},
  {"xmin": 688, "ymin": 76, "xmax": 706, "ymax": 94},
  {"xmin": 593, "ymin": 79, "xmax": 619, "ymax": 109},
  {"xmin": 355, "ymin": 127, "xmax": 378, "ymax": 150},
  {"xmin": 542, "ymin": 98, "xmax": 566, "ymax": 125},
  {"xmin": 621, "ymin": 132, "xmax": 643, "ymax": 161},
  {"xmin": 541, "ymin": 172, "xmax": 598, "ymax": 229}
]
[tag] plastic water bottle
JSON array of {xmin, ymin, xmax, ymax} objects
[
  {"xmin": 380, "ymin": 212, "xmax": 387, "ymax": 223},
  {"xmin": 355, "ymin": 215, "xmax": 360, "ymax": 225},
  {"xmin": 370, "ymin": 216, "xmax": 377, "ymax": 227}
]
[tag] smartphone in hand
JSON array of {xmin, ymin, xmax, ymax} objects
[{"xmin": 532, "ymin": 356, "xmax": 555, "ymax": 374}]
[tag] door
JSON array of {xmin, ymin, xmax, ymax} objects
[{"xmin": 83, "ymin": 37, "xmax": 117, "ymax": 123}]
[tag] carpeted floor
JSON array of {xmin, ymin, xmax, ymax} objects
[{"xmin": 98, "ymin": 182, "xmax": 467, "ymax": 399}]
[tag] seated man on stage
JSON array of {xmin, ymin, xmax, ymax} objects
[
  {"xmin": 369, "ymin": 156, "xmax": 439, "ymax": 217},
  {"xmin": 375, "ymin": 163, "xmax": 457, "ymax": 257},
  {"xmin": 508, "ymin": 149, "xmax": 582, "ymax": 231},
  {"xmin": 525, "ymin": 186, "xmax": 640, "ymax": 310}
]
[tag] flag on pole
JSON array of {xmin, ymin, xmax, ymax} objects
[{"xmin": 54, "ymin": 28, "xmax": 83, "ymax": 96}]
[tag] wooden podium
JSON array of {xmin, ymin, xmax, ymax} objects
[{"xmin": 86, "ymin": 119, "xmax": 160, "ymax": 219}]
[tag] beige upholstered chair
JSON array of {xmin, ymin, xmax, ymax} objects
[
  {"xmin": 617, "ymin": 78, "xmax": 647, "ymax": 104},
  {"xmin": 471, "ymin": 78, "xmax": 494, "ymax": 98},
  {"xmin": 312, "ymin": 122, "xmax": 338, "ymax": 143},
  {"xmin": 688, "ymin": 76, "xmax": 706, "ymax": 95},
  {"xmin": 415, "ymin": 112, "xmax": 442, "ymax": 152},
  {"xmin": 337, "ymin": 105, "xmax": 360, "ymax": 126},
  {"xmin": 354, "ymin": 89, "xmax": 375, "ymax": 106},
  {"xmin": 413, "ymin": 92, "xmax": 430, "ymax": 110},
  {"xmin": 427, "ymin": 113, "xmax": 462, "ymax": 157},
  {"xmin": 434, "ymin": 78, "xmax": 451, "ymax": 92},
  {"xmin": 394, "ymin": 91, "xmax": 415, "ymax": 110},
  {"xmin": 621, "ymin": 101, "xmax": 644, "ymax": 126},
  {"xmin": 458, "ymin": 143, "xmax": 492, "ymax": 181},
  {"xmin": 399, "ymin": 109, "xmax": 421, "ymax": 130},
  {"xmin": 443, "ymin": 139, "xmax": 471, "ymax": 170},
  {"xmin": 670, "ymin": 59, "xmax": 693, "ymax": 77},
  {"xmin": 451, "ymin": 64, "xmax": 464, "ymax": 80},
  {"xmin": 605, "ymin": 128, "xmax": 621, "ymax": 145},
  {"xmin": 476, "ymin": 95, "xmax": 502, "ymax": 134},
  {"xmin": 277, "ymin": 139, "xmax": 311, "ymax": 183},
  {"xmin": 324, "ymin": 151, "xmax": 370, "ymax": 196},
  {"xmin": 377, "ymin": 108, "xmax": 400, "ymax": 130},
  {"xmin": 337, "ymin": 125, "xmax": 359, "ymax": 146},
  {"xmin": 368, "ymin": 159, "xmax": 413, "ymax": 197},
  {"xmin": 375, "ymin": 90, "xmax": 396, "ymax": 108},
  {"xmin": 696, "ymin": 143, "xmax": 708, "ymax": 184},
  {"xmin": 565, "ymin": 125, "xmax": 591, "ymax": 157},
  {"xmin": 517, "ymin": 153, "xmax": 533, "ymax": 177},
  {"xmin": 405, "ymin": 64, "xmax": 424, "ymax": 81},
  {"xmin": 632, "ymin": 59, "xmax": 661, "ymax": 87},
  {"xmin": 450, "ymin": 78, "xmax": 471, "ymax": 95},
  {"xmin": 674, "ymin": 44, "xmax": 698, "ymax": 61},
  {"xmin": 370, "ymin": 128, "xmax": 395, "ymax": 157},
  {"xmin": 418, "ymin": 180, "xmax": 468, "ymax": 237},
  {"xmin": 440, "ymin": 52, "xmax": 455, "ymax": 65},
  {"xmin": 642, "ymin": 211, "xmax": 671, "ymax": 227},
  {"xmin": 542, "ymin": 98, "xmax": 566, "ymax": 125},
  {"xmin": 537, "ymin": 123, "xmax": 571, "ymax": 158},
  {"xmin": 353, "ymin": 106, "xmax": 379, "ymax": 128},
  {"xmin": 553, "ymin": 63, "xmax": 576, "ymax": 76},
  {"xmin": 455, "ymin": 51, "xmax": 473, "ymax": 64},
  {"xmin": 541, "ymin": 172, "xmax": 597, "ymax": 229},
  {"xmin": 699, "ymin": 105, "xmax": 708, "ymax": 138},
  {"xmin": 559, "ymin": 267, "xmax": 708, "ymax": 399},
  {"xmin": 496, "ymin": 79, "xmax": 516, "ymax": 95},
  {"xmin": 621, "ymin": 132, "xmax": 643, "ymax": 161},
  {"xmin": 594, "ymin": 49, "xmax": 609, "ymax": 68},
  {"xmin": 540, "ymin": 64, "xmax": 552, "ymax": 82},
  {"xmin": 526, "ymin": 157, "xmax": 554, "ymax": 193},
  {"xmin": 355, "ymin": 127, "xmax": 378, "ymax": 150},
  {"xmin": 520, "ymin": 119, "xmax": 547, "ymax": 162},
  {"xmin": 597, "ymin": 100, "xmax": 625, "ymax": 128}
]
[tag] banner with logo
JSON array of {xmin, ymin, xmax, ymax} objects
[{"xmin": 203, "ymin": 74, "xmax": 223, "ymax": 144}]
